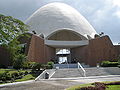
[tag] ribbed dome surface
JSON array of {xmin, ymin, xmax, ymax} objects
[{"xmin": 26, "ymin": 2, "xmax": 97, "ymax": 39}]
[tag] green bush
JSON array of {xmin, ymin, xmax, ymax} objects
[
  {"xmin": 24, "ymin": 71, "xmax": 28, "ymax": 75},
  {"xmin": 0, "ymin": 70, "xmax": 30, "ymax": 83},
  {"xmin": 47, "ymin": 61, "xmax": 54, "ymax": 69},
  {"xmin": 27, "ymin": 62, "xmax": 36, "ymax": 69},
  {"xmin": 11, "ymin": 71, "xmax": 20, "ymax": 79},
  {"xmin": 43, "ymin": 65, "xmax": 51, "ymax": 69},
  {"xmin": 101, "ymin": 61, "xmax": 118, "ymax": 67},
  {"xmin": 0, "ymin": 71, "xmax": 12, "ymax": 82},
  {"xmin": 13, "ymin": 54, "xmax": 27, "ymax": 69},
  {"xmin": 18, "ymin": 71, "xmax": 24, "ymax": 76},
  {"xmin": 32, "ymin": 62, "xmax": 42, "ymax": 71}
]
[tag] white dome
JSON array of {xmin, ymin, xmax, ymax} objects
[{"xmin": 26, "ymin": 2, "xmax": 97, "ymax": 39}]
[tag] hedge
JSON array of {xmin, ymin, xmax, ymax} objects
[{"xmin": 100, "ymin": 61, "xmax": 118, "ymax": 67}]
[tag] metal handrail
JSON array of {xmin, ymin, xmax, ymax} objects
[
  {"xmin": 77, "ymin": 62, "xmax": 86, "ymax": 77},
  {"xmin": 66, "ymin": 60, "xmax": 69, "ymax": 69}
]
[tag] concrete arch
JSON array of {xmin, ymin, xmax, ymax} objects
[{"xmin": 46, "ymin": 29, "xmax": 87, "ymax": 41}]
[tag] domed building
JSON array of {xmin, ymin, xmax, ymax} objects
[
  {"xmin": 26, "ymin": 2, "xmax": 97, "ymax": 40},
  {"xmin": 0, "ymin": 2, "xmax": 120, "ymax": 67},
  {"xmin": 20, "ymin": 3, "xmax": 120, "ymax": 67}
]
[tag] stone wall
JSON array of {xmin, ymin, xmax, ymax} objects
[
  {"xmin": 114, "ymin": 45, "xmax": 120, "ymax": 57},
  {"xmin": 27, "ymin": 34, "xmax": 45, "ymax": 63},
  {"xmin": 71, "ymin": 45, "xmax": 88, "ymax": 63},
  {"xmin": 0, "ymin": 46, "xmax": 11, "ymax": 66},
  {"xmin": 27, "ymin": 34, "xmax": 56, "ymax": 63},
  {"xmin": 71, "ymin": 35, "xmax": 118, "ymax": 66},
  {"xmin": 44, "ymin": 45, "xmax": 56, "ymax": 62}
]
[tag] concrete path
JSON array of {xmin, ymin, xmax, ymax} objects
[{"xmin": 0, "ymin": 75, "xmax": 120, "ymax": 90}]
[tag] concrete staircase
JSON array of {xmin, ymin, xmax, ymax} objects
[
  {"xmin": 53, "ymin": 63, "xmax": 89, "ymax": 69},
  {"xmin": 51, "ymin": 67, "xmax": 120, "ymax": 78}
]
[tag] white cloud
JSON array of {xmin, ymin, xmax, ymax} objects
[
  {"xmin": 114, "ymin": 11, "xmax": 120, "ymax": 18},
  {"xmin": 112, "ymin": 0, "xmax": 120, "ymax": 7}
]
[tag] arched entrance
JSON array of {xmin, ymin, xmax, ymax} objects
[
  {"xmin": 45, "ymin": 29, "xmax": 89, "ymax": 64},
  {"xmin": 56, "ymin": 48, "xmax": 71, "ymax": 64}
]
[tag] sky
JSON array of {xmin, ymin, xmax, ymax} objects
[{"xmin": 0, "ymin": 0, "xmax": 120, "ymax": 44}]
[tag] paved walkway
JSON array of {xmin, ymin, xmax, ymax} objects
[{"xmin": 0, "ymin": 75, "xmax": 120, "ymax": 90}]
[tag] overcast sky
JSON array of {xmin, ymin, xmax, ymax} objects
[{"xmin": 0, "ymin": 0, "xmax": 120, "ymax": 44}]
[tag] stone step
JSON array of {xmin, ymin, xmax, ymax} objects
[
  {"xmin": 51, "ymin": 67, "xmax": 120, "ymax": 78},
  {"xmin": 53, "ymin": 63, "xmax": 89, "ymax": 69}
]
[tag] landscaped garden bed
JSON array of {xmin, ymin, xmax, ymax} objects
[
  {"xmin": 66, "ymin": 81, "xmax": 120, "ymax": 90},
  {"xmin": 0, "ymin": 69, "xmax": 40, "ymax": 84},
  {"xmin": 0, "ymin": 61, "xmax": 54, "ymax": 84}
]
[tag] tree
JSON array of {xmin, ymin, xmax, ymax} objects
[{"xmin": 0, "ymin": 14, "xmax": 28, "ymax": 64}]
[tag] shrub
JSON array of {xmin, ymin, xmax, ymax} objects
[
  {"xmin": 13, "ymin": 54, "xmax": 27, "ymax": 69},
  {"xmin": 0, "ymin": 71, "xmax": 11, "ymax": 82},
  {"xmin": 19, "ymin": 71, "xmax": 24, "ymax": 76},
  {"xmin": 47, "ymin": 61, "xmax": 54, "ymax": 69},
  {"xmin": 24, "ymin": 71, "xmax": 28, "ymax": 75},
  {"xmin": 32, "ymin": 62, "xmax": 41, "ymax": 71},
  {"xmin": 22, "ymin": 61, "xmax": 29, "ymax": 69},
  {"xmin": 43, "ymin": 65, "xmax": 52, "ymax": 69},
  {"xmin": 27, "ymin": 62, "xmax": 36, "ymax": 69},
  {"xmin": 11, "ymin": 71, "xmax": 20, "ymax": 79},
  {"xmin": 100, "ymin": 61, "xmax": 118, "ymax": 67},
  {"xmin": 5, "ymin": 72, "xmax": 12, "ymax": 80}
]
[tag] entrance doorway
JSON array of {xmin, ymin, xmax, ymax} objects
[{"xmin": 56, "ymin": 48, "xmax": 71, "ymax": 64}]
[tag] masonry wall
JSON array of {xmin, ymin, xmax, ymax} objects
[
  {"xmin": 27, "ymin": 34, "xmax": 56, "ymax": 63},
  {"xmin": 71, "ymin": 35, "xmax": 118, "ymax": 66},
  {"xmin": 114, "ymin": 45, "xmax": 120, "ymax": 57},
  {"xmin": 27, "ymin": 35, "xmax": 45, "ymax": 63},
  {"xmin": 0, "ymin": 46, "xmax": 11, "ymax": 66},
  {"xmin": 71, "ymin": 45, "xmax": 88, "ymax": 63},
  {"xmin": 44, "ymin": 45, "xmax": 56, "ymax": 62}
]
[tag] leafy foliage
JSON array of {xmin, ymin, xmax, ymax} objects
[
  {"xmin": 0, "ymin": 14, "xmax": 28, "ymax": 44},
  {"xmin": 13, "ymin": 54, "xmax": 27, "ymax": 69},
  {"xmin": 0, "ymin": 70, "xmax": 33, "ymax": 83},
  {"xmin": 0, "ymin": 14, "xmax": 28, "ymax": 64},
  {"xmin": 100, "ymin": 61, "xmax": 118, "ymax": 67}
]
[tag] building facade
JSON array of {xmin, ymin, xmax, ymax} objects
[{"xmin": 0, "ymin": 3, "xmax": 120, "ymax": 67}]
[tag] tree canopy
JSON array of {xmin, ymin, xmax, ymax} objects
[
  {"xmin": 0, "ymin": 14, "xmax": 29, "ymax": 64},
  {"xmin": 0, "ymin": 14, "xmax": 28, "ymax": 45}
]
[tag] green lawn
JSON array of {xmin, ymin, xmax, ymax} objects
[
  {"xmin": 15, "ymin": 74, "xmax": 35, "ymax": 82},
  {"xmin": 67, "ymin": 83, "xmax": 92, "ymax": 90},
  {"xmin": 106, "ymin": 85, "xmax": 120, "ymax": 90},
  {"xmin": 66, "ymin": 81, "xmax": 120, "ymax": 90}
]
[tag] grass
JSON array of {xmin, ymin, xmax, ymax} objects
[
  {"xmin": 15, "ymin": 74, "xmax": 35, "ymax": 82},
  {"xmin": 66, "ymin": 83, "xmax": 92, "ymax": 90},
  {"xmin": 106, "ymin": 85, "xmax": 120, "ymax": 90},
  {"xmin": 66, "ymin": 81, "xmax": 120, "ymax": 90}
]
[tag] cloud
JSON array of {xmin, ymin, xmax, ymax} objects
[
  {"xmin": 114, "ymin": 11, "xmax": 120, "ymax": 18},
  {"xmin": 112, "ymin": 0, "xmax": 120, "ymax": 7}
]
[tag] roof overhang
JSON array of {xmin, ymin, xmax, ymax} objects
[{"xmin": 45, "ymin": 40, "xmax": 89, "ymax": 48}]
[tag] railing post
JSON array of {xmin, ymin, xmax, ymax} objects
[{"xmin": 77, "ymin": 62, "xmax": 86, "ymax": 77}]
